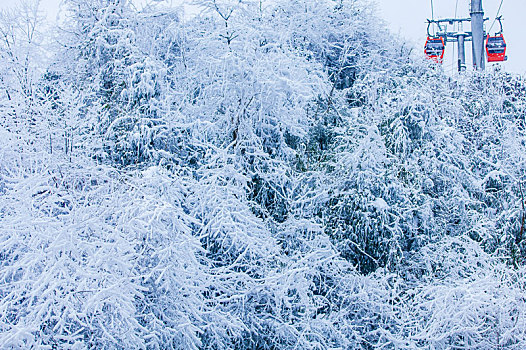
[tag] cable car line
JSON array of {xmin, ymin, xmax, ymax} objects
[{"xmin": 488, "ymin": 0, "xmax": 504, "ymax": 34}]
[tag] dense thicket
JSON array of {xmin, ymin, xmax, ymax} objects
[{"xmin": 1, "ymin": 0, "xmax": 526, "ymax": 348}]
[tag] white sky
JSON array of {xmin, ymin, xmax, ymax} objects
[{"xmin": 0, "ymin": 0, "xmax": 524, "ymax": 74}]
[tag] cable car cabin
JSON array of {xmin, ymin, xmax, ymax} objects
[
  {"xmin": 424, "ymin": 37, "xmax": 445, "ymax": 63},
  {"xmin": 486, "ymin": 34, "xmax": 507, "ymax": 62}
]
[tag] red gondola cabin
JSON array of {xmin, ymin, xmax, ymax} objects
[
  {"xmin": 424, "ymin": 36, "xmax": 445, "ymax": 63},
  {"xmin": 486, "ymin": 34, "xmax": 507, "ymax": 62}
]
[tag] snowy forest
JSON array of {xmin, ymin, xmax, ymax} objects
[{"xmin": 1, "ymin": 0, "xmax": 526, "ymax": 348}]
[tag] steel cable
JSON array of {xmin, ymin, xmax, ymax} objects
[{"xmin": 489, "ymin": 0, "xmax": 504, "ymax": 34}]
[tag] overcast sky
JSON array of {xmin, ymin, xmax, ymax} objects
[{"xmin": 1, "ymin": 0, "xmax": 524, "ymax": 74}]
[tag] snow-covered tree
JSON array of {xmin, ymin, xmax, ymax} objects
[{"xmin": 2, "ymin": 0, "xmax": 526, "ymax": 348}]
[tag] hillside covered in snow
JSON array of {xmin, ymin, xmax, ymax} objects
[{"xmin": 1, "ymin": 0, "xmax": 526, "ymax": 348}]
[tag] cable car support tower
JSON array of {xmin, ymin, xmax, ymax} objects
[
  {"xmin": 426, "ymin": 17, "xmax": 480, "ymax": 71},
  {"xmin": 471, "ymin": 0, "xmax": 485, "ymax": 70}
]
